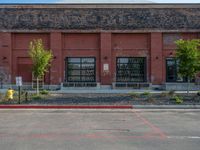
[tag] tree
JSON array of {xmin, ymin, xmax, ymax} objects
[
  {"xmin": 29, "ymin": 39, "xmax": 53, "ymax": 95},
  {"xmin": 175, "ymin": 39, "xmax": 200, "ymax": 94}
]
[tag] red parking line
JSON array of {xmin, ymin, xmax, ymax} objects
[{"xmin": 133, "ymin": 110, "xmax": 167, "ymax": 139}]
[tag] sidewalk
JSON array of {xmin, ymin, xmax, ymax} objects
[
  {"xmin": 1, "ymin": 88, "xmax": 200, "ymax": 94},
  {"xmin": 54, "ymin": 89, "xmax": 200, "ymax": 94}
]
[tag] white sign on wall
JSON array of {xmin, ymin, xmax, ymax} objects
[
  {"xmin": 103, "ymin": 64, "xmax": 109, "ymax": 71},
  {"xmin": 16, "ymin": 76, "xmax": 22, "ymax": 86}
]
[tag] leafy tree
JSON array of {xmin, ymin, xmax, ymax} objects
[
  {"xmin": 175, "ymin": 39, "xmax": 200, "ymax": 94},
  {"xmin": 29, "ymin": 39, "xmax": 53, "ymax": 95}
]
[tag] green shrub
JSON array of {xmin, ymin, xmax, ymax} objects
[
  {"xmin": 142, "ymin": 92, "xmax": 151, "ymax": 97},
  {"xmin": 32, "ymin": 95, "xmax": 42, "ymax": 100},
  {"xmin": 40, "ymin": 90, "xmax": 49, "ymax": 95},
  {"xmin": 172, "ymin": 95, "xmax": 183, "ymax": 104}
]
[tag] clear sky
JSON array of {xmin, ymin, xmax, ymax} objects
[{"xmin": 0, "ymin": 0, "xmax": 199, "ymax": 3}]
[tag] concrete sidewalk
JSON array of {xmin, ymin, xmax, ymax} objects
[
  {"xmin": 54, "ymin": 89, "xmax": 200, "ymax": 94},
  {"xmin": 1, "ymin": 88, "xmax": 199, "ymax": 94}
]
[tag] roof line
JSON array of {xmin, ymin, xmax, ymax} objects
[{"xmin": 0, "ymin": 3, "xmax": 200, "ymax": 5}]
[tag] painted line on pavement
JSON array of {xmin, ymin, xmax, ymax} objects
[
  {"xmin": 167, "ymin": 136, "xmax": 200, "ymax": 139},
  {"xmin": 133, "ymin": 110, "xmax": 167, "ymax": 139}
]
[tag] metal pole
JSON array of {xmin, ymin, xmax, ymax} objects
[
  {"xmin": 25, "ymin": 92, "xmax": 28, "ymax": 102},
  {"xmin": 0, "ymin": 78, "xmax": 2, "ymax": 89},
  {"xmin": 18, "ymin": 86, "xmax": 21, "ymax": 104}
]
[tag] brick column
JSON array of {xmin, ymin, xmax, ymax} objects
[
  {"xmin": 100, "ymin": 33, "xmax": 112, "ymax": 85},
  {"xmin": 150, "ymin": 32, "xmax": 163, "ymax": 85},
  {"xmin": 50, "ymin": 32, "xmax": 62, "ymax": 85},
  {"xmin": 0, "ymin": 33, "xmax": 12, "ymax": 83}
]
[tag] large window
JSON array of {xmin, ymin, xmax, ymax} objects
[
  {"xmin": 116, "ymin": 57, "xmax": 146, "ymax": 82},
  {"xmin": 166, "ymin": 58, "xmax": 189, "ymax": 82},
  {"xmin": 65, "ymin": 57, "xmax": 96, "ymax": 82}
]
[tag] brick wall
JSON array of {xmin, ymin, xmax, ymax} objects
[{"xmin": 0, "ymin": 5, "xmax": 200, "ymax": 85}]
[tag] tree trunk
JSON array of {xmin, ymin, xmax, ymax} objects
[
  {"xmin": 36, "ymin": 77, "xmax": 39, "ymax": 96},
  {"xmin": 187, "ymin": 78, "xmax": 190, "ymax": 96}
]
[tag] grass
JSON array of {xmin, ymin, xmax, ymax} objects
[
  {"xmin": 32, "ymin": 94, "xmax": 42, "ymax": 100},
  {"xmin": 40, "ymin": 89, "xmax": 49, "ymax": 95},
  {"xmin": 141, "ymin": 92, "xmax": 151, "ymax": 97}
]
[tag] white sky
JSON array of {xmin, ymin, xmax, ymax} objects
[
  {"xmin": 57, "ymin": 0, "xmax": 200, "ymax": 3},
  {"xmin": 154, "ymin": 0, "xmax": 200, "ymax": 2}
]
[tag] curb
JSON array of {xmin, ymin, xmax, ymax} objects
[
  {"xmin": 133, "ymin": 105, "xmax": 200, "ymax": 109},
  {"xmin": 0, "ymin": 105, "xmax": 133, "ymax": 109},
  {"xmin": 0, "ymin": 105, "xmax": 200, "ymax": 109}
]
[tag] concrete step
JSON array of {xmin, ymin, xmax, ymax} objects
[{"xmin": 100, "ymin": 85, "xmax": 112, "ymax": 89}]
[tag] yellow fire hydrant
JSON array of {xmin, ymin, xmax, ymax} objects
[{"xmin": 5, "ymin": 88, "xmax": 15, "ymax": 101}]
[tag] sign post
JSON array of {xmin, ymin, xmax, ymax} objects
[{"xmin": 16, "ymin": 76, "xmax": 22, "ymax": 104}]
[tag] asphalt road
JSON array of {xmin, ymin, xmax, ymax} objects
[{"xmin": 0, "ymin": 109, "xmax": 200, "ymax": 150}]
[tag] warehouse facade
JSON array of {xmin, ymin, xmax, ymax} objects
[{"xmin": 0, "ymin": 4, "xmax": 200, "ymax": 89}]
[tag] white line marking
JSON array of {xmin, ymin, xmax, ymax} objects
[{"xmin": 168, "ymin": 136, "xmax": 200, "ymax": 139}]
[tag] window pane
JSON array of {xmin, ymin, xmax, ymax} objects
[
  {"xmin": 81, "ymin": 76, "xmax": 95, "ymax": 81},
  {"xmin": 68, "ymin": 76, "xmax": 81, "ymax": 81},
  {"xmin": 82, "ymin": 64, "xmax": 95, "ymax": 69},
  {"xmin": 117, "ymin": 64, "xmax": 128, "ymax": 70},
  {"xmin": 81, "ymin": 70, "xmax": 95, "ymax": 76},
  {"xmin": 81, "ymin": 58, "xmax": 94, "ymax": 63},
  {"xmin": 68, "ymin": 58, "xmax": 80, "ymax": 63},
  {"xmin": 118, "ymin": 58, "xmax": 128, "ymax": 64},
  {"xmin": 68, "ymin": 70, "xmax": 81, "ymax": 76},
  {"xmin": 68, "ymin": 64, "xmax": 81, "ymax": 69}
]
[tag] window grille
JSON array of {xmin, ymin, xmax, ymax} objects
[
  {"xmin": 65, "ymin": 57, "xmax": 96, "ymax": 82},
  {"xmin": 116, "ymin": 57, "xmax": 146, "ymax": 82}
]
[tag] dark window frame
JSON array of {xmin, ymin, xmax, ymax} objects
[
  {"xmin": 116, "ymin": 57, "xmax": 147, "ymax": 82},
  {"xmin": 65, "ymin": 57, "xmax": 96, "ymax": 82},
  {"xmin": 166, "ymin": 58, "xmax": 177, "ymax": 82},
  {"xmin": 166, "ymin": 57, "xmax": 192, "ymax": 82}
]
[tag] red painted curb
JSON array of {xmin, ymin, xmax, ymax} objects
[{"xmin": 0, "ymin": 105, "xmax": 133, "ymax": 109}]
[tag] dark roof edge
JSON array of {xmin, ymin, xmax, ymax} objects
[{"xmin": 0, "ymin": 3, "xmax": 199, "ymax": 9}]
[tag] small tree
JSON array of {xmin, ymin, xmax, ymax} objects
[
  {"xmin": 175, "ymin": 39, "xmax": 200, "ymax": 94},
  {"xmin": 29, "ymin": 39, "xmax": 53, "ymax": 95}
]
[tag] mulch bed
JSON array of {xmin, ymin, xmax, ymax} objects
[{"xmin": 1, "ymin": 93, "xmax": 200, "ymax": 105}]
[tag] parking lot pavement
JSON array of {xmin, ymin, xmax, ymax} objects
[{"xmin": 0, "ymin": 109, "xmax": 200, "ymax": 150}]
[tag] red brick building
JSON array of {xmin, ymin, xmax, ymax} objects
[{"xmin": 0, "ymin": 4, "xmax": 200, "ymax": 89}]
